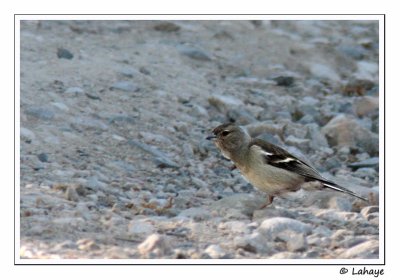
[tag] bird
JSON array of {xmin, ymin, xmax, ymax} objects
[{"xmin": 206, "ymin": 123, "xmax": 368, "ymax": 206}]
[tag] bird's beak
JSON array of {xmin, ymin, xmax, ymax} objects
[{"xmin": 206, "ymin": 135, "xmax": 217, "ymax": 140}]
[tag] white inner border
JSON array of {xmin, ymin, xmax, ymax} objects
[{"xmin": 15, "ymin": 14, "xmax": 385, "ymax": 265}]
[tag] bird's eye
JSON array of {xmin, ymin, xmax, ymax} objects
[{"xmin": 221, "ymin": 130, "xmax": 230, "ymax": 137}]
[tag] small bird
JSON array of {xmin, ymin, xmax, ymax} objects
[{"xmin": 207, "ymin": 123, "xmax": 367, "ymax": 206}]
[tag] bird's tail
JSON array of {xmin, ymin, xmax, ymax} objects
[{"xmin": 321, "ymin": 180, "xmax": 368, "ymax": 202}]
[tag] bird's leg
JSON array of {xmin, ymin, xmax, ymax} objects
[{"xmin": 259, "ymin": 195, "xmax": 274, "ymax": 209}]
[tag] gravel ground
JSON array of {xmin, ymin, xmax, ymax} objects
[{"xmin": 19, "ymin": 20, "xmax": 380, "ymax": 260}]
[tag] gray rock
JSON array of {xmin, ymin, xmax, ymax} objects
[
  {"xmin": 117, "ymin": 67, "xmax": 140, "ymax": 78},
  {"xmin": 129, "ymin": 219, "xmax": 156, "ymax": 236},
  {"xmin": 328, "ymin": 196, "xmax": 352, "ymax": 212},
  {"xmin": 20, "ymin": 127, "xmax": 36, "ymax": 142},
  {"xmin": 64, "ymin": 87, "xmax": 84, "ymax": 94},
  {"xmin": 137, "ymin": 234, "xmax": 171, "ymax": 256},
  {"xmin": 253, "ymin": 207, "xmax": 296, "ymax": 222},
  {"xmin": 25, "ymin": 106, "xmax": 55, "ymax": 120},
  {"xmin": 306, "ymin": 123, "xmax": 329, "ymax": 149},
  {"xmin": 321, "ymin": 114, "xmax": 379, "ymax": 155},
  {"xmin": 309, "ymin": 63, "xmax": 340, "ymax": 81},
  {"xmin": 338, "ymin": 239, "xmax": 379, "ymax": 258},
  {"xmin": 284, "ymin": 232, "xmax": 308, "ymax": 252},
  {"xmin": 57, "ymin": 47, "xmax": 73, "ymax": 59},
  {"xmin": 355, "ymin": 61, "xmax": 378, "ymax": 80},
  {"xmin": 245, "ymin": 121, "xmax": 285, "ymax": 138},
  {"xmin": 360, "ymin": 206, "xmax": 379, "ymax": 218},
  {"xmin": 177, "ymin": 45, "xmax": 211, "ymax": 61},
  {"xmin": 178, "ymin": 207, "xmax": 212, "ymax": 221},
  {"xmin": 37, "ymin": 153, "xmax": 49, "ymax": 163},
  {"xmin": 226, "ymin": 109, "xmax": 257, "ymax": 125},
  {"xmin": 285, "ymin": 135, "xmax": 310, "ymax": 151},
  {"xmin": 208, "ymin": 94, "xmax": 244, "ymax": 113},
  {"xmin": 128, "ymin": 140, "xmax": 179, "ymax": 168},
  {"xmin": 353, "ymin": 96, "xmax": 379, "ymax": 117},
  {"xmin": 154, "ymin": 21, "xmax": 181, "ymax": 32},
  {"xmin": 348, "ymin": 157, "xmax": 379, "ymax": 170},
  {"xmin": 210, "ymin": 194, "xmax": 266, "ymax": 218},
  {"xmin": 234, "ymin": 232, "xmax": 276, "ymax": 254},
  {"xmin": 204, "ymin": 244, "xmax": 227, "ymax": 258},
  {"xmin": 257, "ymin": 217, "xmax": 312, "ymax": 239},
  {"xmin": 110, "ymin": 81, "xmax": 139, "ymax": 92},
  {"xmin": 273, "ymin": 76, "xmax": 295, "ymax": 87}
]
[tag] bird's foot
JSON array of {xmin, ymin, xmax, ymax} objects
[{"xmin": 259, "ymin": 195, "xmax": 274, "ymax": 209}]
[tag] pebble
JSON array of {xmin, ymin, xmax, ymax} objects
[
  {"xmin": 360, "ymin": 206, "xmax": 379, "ymax": 218},
  {"xmin": 57, "ymin": 47, "xmax": 73, "ymax": 59},
  {"xmin": 110, "ymin": 81, "xmax": 139, "ymax": 92},
  {"xmin": 285, "ymin": 135, "xmax": 309, "ymax": 151},
  {"xmin": 348, "ymin": 157, "xmax": 379, "ymax": 170},
  {"xmin": 25, "ymin": 106, "xmax": 55, "ymax": 120},
  {"xmin": 178, "ymin": 207, "xmax": 212, "ymax": 221},
  {"xmin": 328, "ymin": 196, "xmax": 352, "ymax": 212},
  {"xmin": 338, "ymin": 239, "xmax": 379, "ymax": 258},
  {"xmin": 208, "ymin": 94, "xmax": 244, "ymax": 113},
  {"xmin": 64, "ymin": 87, "xmax": 84, "ymax": 95},
  {"xmin": 257, "ymin": 217, "xmax": 312, "ymax": 239},
  {"xmin": 20, "ymin": 127, "xmax": 36, "ymax": 142},
  {"xmin": 321, "ymin": 114, "xmax": 379, "ymax": 155},
  {"xmin": 273, "ymin": 76, "xmax": 295, "ymax": 87},
  {"xmin": 128, "ymin": 139, "xmax": 179, "ymax": 168},
  {"xmin": 177, "ymin": 45, "xmax": 212, "ymax": 61},
  {"xmin": 353, "ymin": 96, "xmax": 379, "ymax": 117},
  {"xmin": 211, "ymin": 194, "xmax": 266, "ymax": 218},
  {"xmin": 37, "ymin": 153, "xmax": 49, "ymax": 163},
  {"xmin": 154, "ymin": 21, "xmax": 181, "ymax": 32},
  {"xmin": 204, "ymin": 244, "xmax": 226, "ymax": 258},
  {"xmin": 128, "ymin": 219, "xmax": 156, "ymax": 236},
  {"xmin": 309, "ymin": 63, "xmax": 340, "ymax": 81},
  {"xmin": 137, "ymin": 234, "xmax": 171, "ymax": 256}
]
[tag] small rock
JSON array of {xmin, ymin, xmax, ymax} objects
[
  {"xmin": 210, "ymin": 194, "xmax": 266, "ymax": 218},
  {"xmin": 25, "ymin": 106, "xmax": 55, "ymax": 120},
  {"xmin": 245, "ymin": 121, "xmax": 285, "ymax": 138},
  {"xmin": 348, "ymin": 157, "xmax": 379, "ymax": 170},
  {"xmin": 65, "ymin": 185, "xmax": 80, "ymax": 202},
  {"xmin": 128, "ymin": 219, "xmax": 156, "ymax": 236},
  {"xmin": 178, "ymin": 207, "xmax": 212, "ymax": 221},
  {"xmin": 273, "ymin": 76, "xmax": 295, "ymax": 87},
  {"xmin": 285, "ymin": 232, "xmax": 307, "ymax": 252},
  {"xmin": 52, "ymin": 102, "xmax": 69, "ymax": 111},
  {"xmin": 306, "ymin": 123, "xmax": 329, "ymax": 150},
  {"xmin": 138, "ymin": 234, "xmax": 171, "ymax": 256},
  {"xmin": 234, "ymin": 232, "xmax": 276, "ymax": 254},
  {"xmin": 353, "ymin": 96, "xmax": 379, "ymax": 117},
  {"xmin": 208, "ymin": 94, "xmax": 244, "ymax": 113},
  {"xmin": 285, "ymin": 135, "xmax": 309, "ymax": 151},
  {"xmin": 321, "ymin": 114, "xmax": 379, "ymax": 155},
  {"xmin": 57, "ymin": 48, "xmax": 73, "ymax": 59},
  {"xmin": 204, "ymin": 244, "xmax": 226, "ymax": 258},
  {"xmin": 253, "ymin": 207, "xmax": 296, "ymax": 222},
  {"xmin": 64, "ymin": 87, "xmax": 84, "ymax": 94},
  {"xmin": 338, "ymin": 239, "xmax": 379, "ymax": 258},
  {"xmin": 309, "ymin": 63, "xmax": 340, "ymax": 81},
  {"xmin": 355, "ymin": 61, "xmax": 378, "ymax": 80},
  {"xmin": 154, "ymin": 21, "xmax": 181, "ymax": 32},
  {"xmin": 117, "ymin": 67, "xmax": 139, "ymax": 78},
  {"xmin": 360, "ymin": 206, "xmax": 379, "ymax": 218},
  {"xmin": 218, "ymin": 221, "xmax": 248, "ymax": 234},
  {"xmin": 37, "ymin": 153, "xmax": 49, "ymax": 163},
  {"xmin": 76, "ymin": 239, "xmax": 100, "ymax": 251},
  {"xmin": 20, "ymin": 127, "xmax": 36, "ymax": 142},
  {"xmin": 328, "ymin": 196, "xmax": 352, "ymax": 212},
  {"xmin": 177, "ymin": 45, "xmax": 211, "ymax": 61},
  {"xmin": 128, "ymin": 140, "xmax": 179, "ymax": 168},
  {"xmin": 342, "ymin": 79, "xmax": 375, "ymax": 96},
  {"xmin": 110, "ymin": 81, "xmax": 139, "ymax": 92},
  {"xmin": 257, "ymin": 217, "xmax": 312, "ymax": 239}
]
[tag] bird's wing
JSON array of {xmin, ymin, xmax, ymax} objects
[{"xmin": 249, "ymin": 138, "xmax": 324, "ymax": 181}]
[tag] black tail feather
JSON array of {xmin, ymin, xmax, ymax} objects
[{"xmin": 321, "ymin": 181, "xmax": 368, "ymax": 202}]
